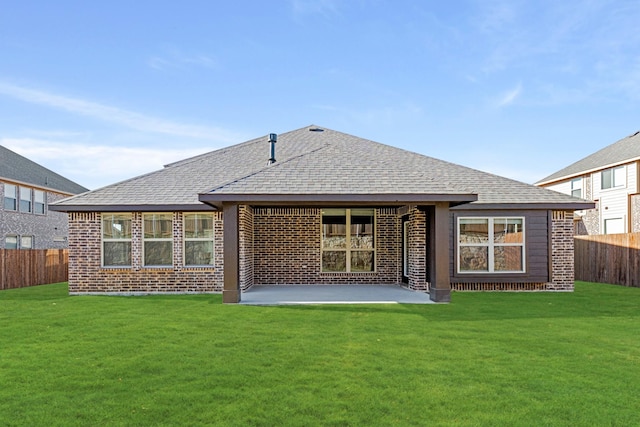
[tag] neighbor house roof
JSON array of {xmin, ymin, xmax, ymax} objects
[
  {"xmin": 536, "ymin": 130, "xmax": 640, "ymax": 185},
  {"xmin": 0, "ymin": 145, "xmax": 89, "ymax": 195},
  {"xmin": 50, "ymin": 125, "xmax": 592, "ymax": 212}
]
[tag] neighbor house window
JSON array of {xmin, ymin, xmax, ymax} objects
[
  {"xmin": 571, "ymin": 178, "xmax": 582, "ymax": 198},
  {"xmin": 34, "ymin": 190, "xmax": 46, "ymax": 214},
  {"xmin": 4, "ymin": 184, "xmax": 17, "ymax": 211},
  {"xmin": 322, "ymin": 208, "xmax": 375, "ymax": 272},
  {"xmin": 20, "ymin": 236, "xmax": 33, "ymax": 249},
  {"xmin": 143, "ymin": 213, "xmax": 173, "ymax": 266},
  {"xmin": 5, "ymin": 235, "xmax": 18, "ymax": 249},
  {"xmin": 184, "ymin": 213, "xmax": 215, "ymax": 266},
  {"xmin": 458, "ymin": 217, "xmax": 525, "ymax": 273},
  {"xmin": 102, "ymin": 213, "xmax": 132, "ymax": 267},
  {"xmin": 19, "ymin": 186, "xmax": 31, "ymax": 212},
  {"xmin": 601, "ymin": 166, "xmax": 625, "ymax": 190},
  {"xmin": 604, "ymin": 217, "xmax": 625, "ymax": 234}
]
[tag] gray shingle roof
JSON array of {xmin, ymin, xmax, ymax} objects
[
  {"xmin": 0, "ymin": 145, "xmax": 89, "ymax": 195},
  {"xmin": 536, "ymin": 130, "xmax": 640, "ymax": 185},
  {"xmin": 51, "ymin": 125, "xmax": 591, "ymax": 211}
]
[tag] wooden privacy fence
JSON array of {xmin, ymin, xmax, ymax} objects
[
  {"xmin": 0, "ymin": 249, "xmax": 68, "ymax": 290},
  {"xmin": 574, "ymin": 233, "xmax": 640, "ymax": 287}
]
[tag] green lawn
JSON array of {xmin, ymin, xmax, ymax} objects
[{"xmin": 1, "ymin": 283, "xmax": 639, "ymax": 426}]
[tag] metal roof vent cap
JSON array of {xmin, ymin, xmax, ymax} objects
[
  {"xmin": 267, "ymin": 133, "xmax": 277, "ymax": 165},
  {"xmin": 309, "ymin": 127, "xmax": 324, "ymax": 132}
]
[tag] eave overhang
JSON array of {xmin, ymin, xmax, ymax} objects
[
  {"xmin": 48, "ymin": 204, "xmax": 218, "ymax": 213},
  {"xmin": 450, "ymin": 201, "xmax": 596, "ymax": 211},
  {"xmin": 198, "ymin": 192, "xmax": 478, "ymax": 209}
]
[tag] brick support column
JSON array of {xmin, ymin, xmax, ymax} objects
[
  {"xmin": 223, "ymin": 203, "xmax": 240, "ymax": 303},
  {"xmin": 549, "ymin": 210, "xmax": 575, "ymax": 291},
  {"xmin": 407, "ymin": 207, "xmax": 427, "ymax": 291},
  {"xmin": 238, "ymin": 205, "xmax": 254, "ymax": 291}
]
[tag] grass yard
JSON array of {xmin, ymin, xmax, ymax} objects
[{"xmin": 1, "ymin": 282, "xmax": 639, "ymax": 426}]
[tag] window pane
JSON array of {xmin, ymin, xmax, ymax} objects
[
  {"xmin": 602, "ymin": 169, "xmax": 612, "ymax": 189},
  {"xmin": 494, "ymin": 218, "xmax": 523, "ymax": 243},
  {"xmin": 459, "ymin": 246, "xmax": 488, "ymax": 271},
  {"xmin": 184, "ymin": 214, "xmax": 214, "ymax": 238},
  {"xmin": 145, "ymin": 241, "xmax": 172, "ymax": 265},
  {"xmin": 104, "ymin": 241, "xmax": 132, "ymax": 266},
  {"xmin": 4, "ymin": 184, "xmax": 17, "ymax": 210},
  {"xmin": 5, "ymin": 235, "xmax": 18, "ymax": 249},
  {"xmin": 103, "ymin": 214, "xmax": 132, "ymax": 239},
  {"xmin": 185, "ymin": 241, "xmax": 214, "ymax": 265},
  {"xmin": 322, "ymin": 251, "xmax": 346, "ymax": 272},
  {"xmin": 351, "ymin": 251, "xmax": 374, "ymax": 272},
  {"xmin": 495, "ymin": 246, "xmax": 523, "ymax": 271},
  {"xmin": 604, "ymin": 218, "xmax": 624, "ymax": 234},
  {"xmin": 322, "ymin": 216, "xmax": 346, "ymax": 249},
  {"xmin": 614, "ymin": 166, "xmax": 625, "ymax": 187},
  {"xmin": 144, "ymin": 214, "xmax": 172, "ymax": 238},
  {"xmin": 19, "ymin": 187, "xmax": 31, "ymax": 212},
  {"xmin": 20, "ymin": 236, "xmax": 33, "ymax": 249},
  {"xmin": 351, "ymin": 212, "xmax": 374, "ymax": 249},
  {"xmin": 459, "ymin": 219, "xmax": 489, "ymax": 243},
  {"xmin": 34, "ymin": 190, "xmax": 45, "ymax": 214}
]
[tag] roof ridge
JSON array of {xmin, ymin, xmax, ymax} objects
[
  {"xmin": 0, "ymin": 145, "xmax": 89, "ymax": 194},
  {"xmin": 203, "ymin": 143, "xmax": 329, "ymax": 194},
  {"xmin": 536, "ymin": 129, "xmax": 640, "ymax": 184}
]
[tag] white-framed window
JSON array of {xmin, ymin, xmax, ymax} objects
[
  {"xmin": 571, "ymin": 178, "xmax": 582, "ymax": 198},
  {"xmin": 458, "ymin": 217, "xmax": 525, "ymax": 273},
  {"xmin": 20, "ymin": 236, "xmax": 33, "ymax": 249},
  {"xmin": 5, "ymin": 235, "xmax": 18, "ymax": 249},
  {"xmin": 34, "ymin": 190, "xmax": 46, "ymax": 214},
  {"xmin": 321, "ymin": 208, "xmax": 375, "ymax": 272},
  {"xmin": 604, "ymin": 217, "xmax": 625, "ymax": 234},
  {"xmin": 19, "ymin": 186, "xmax": 32, "ymax": 213},
  {"xmin": 184, "ymin": 213, "xmax": 215, "ymax": 266},
  {"xmin": 102, "ymin": 213, "xmax": 132, "ymax": 267},
  {"xmin": 143, "ymin": 213, "xmax": 173, "ymax": 266},
  {"xmin": 4, "ymin": 184, "xmax": 17, "ymax": 211},
  {"xmin": 601, "ymin": 166, "xmax": 625, "ymax": 190}
]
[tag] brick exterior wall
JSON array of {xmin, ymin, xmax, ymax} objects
[
  {"xmin": 630, "ymin": 195, "xmax": 640, "ymax": 233},
  {"xmin": 407, "ymin": 207, "xmax": 429, "ymax": 291},
  {"xmin": 67, "ymin": 211, "xmax": 223, "ymax": 294},
  {"xmin": 252, "ymin": 208, "xmax": 402, "ymax": 285},
  {"xmin": 1, "ymin": 181, "xmax": 72, "ymax": 249},
  {"xmin": 65, "ymin": 206, "xmax": 575, "ymax": 294},
  {"xmin": 238, "ymin": 205, "xmax": 254, "ymax": 291},
  {"xmin": 548, "ymin": 210, "xmax": 575, "ymax": 291}
]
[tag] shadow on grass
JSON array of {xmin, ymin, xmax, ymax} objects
[
  {"xmin": 3, "ymin": 282, "xmax": 639, "ymax": 323},
  {"xmin": 0, "ymin": 282, "xmax": 69, "ymax": 301},
  {"xmin": 268, "ymin": 282, "xmax": 640, "ymax": 322}
]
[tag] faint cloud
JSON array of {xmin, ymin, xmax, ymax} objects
[
  {"xmin": 0, "ymin": 81, "xmax": 237, "ymax": 142},
  {"xmin": 1, "ymin": 137, "xmax": 211, "ymax": 190},
  {"xmin": 148, "ymin": 48, "xmax": 218, "ymax": 71},
  {"xmin": 474, "ymin": 0, "xmax": 517, "ymax": 34},
  {"xmin": 312, "ymin": 102, "xmax": 423, "ymax": 125},
  {"xmin": 495, "ymin": 83, "xmax": 522, "ymax": 107},
  {"xmin": 290, "ymin": 0, "xmax": 342, "ymax": 20}
]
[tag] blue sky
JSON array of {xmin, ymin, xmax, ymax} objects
[{"xmin": 1, "ymin": 0, "xmax": 640, "ymax": 190}]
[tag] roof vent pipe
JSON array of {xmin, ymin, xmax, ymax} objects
[{"xmin": 267, "ymin": 133, "xmax": 277, "ymax": 165}]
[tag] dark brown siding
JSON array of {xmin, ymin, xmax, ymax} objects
[{"xmin": 449, "ymin": 210, "xmax": 549, "ymax": 284}]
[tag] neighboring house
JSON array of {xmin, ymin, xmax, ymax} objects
[
  {"xmin": 1, "ymin": 145, "xmax": 89, "ymax": 249},
  {"xmin": 536, "ymin": 130, "xmax": 640, "ymax": 235},
  {"xmin": 50, "ymin": 126, "xmax": 592, "ymax": 303}
]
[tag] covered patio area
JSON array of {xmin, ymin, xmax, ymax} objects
[{"xmin": 239, "ymin": 284, "xmax": 434, "ymax": 305}]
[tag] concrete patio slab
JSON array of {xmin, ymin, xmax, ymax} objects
[{"xmin": 239, "ymin": 284, "xmax": 434, "ymax": 305}]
